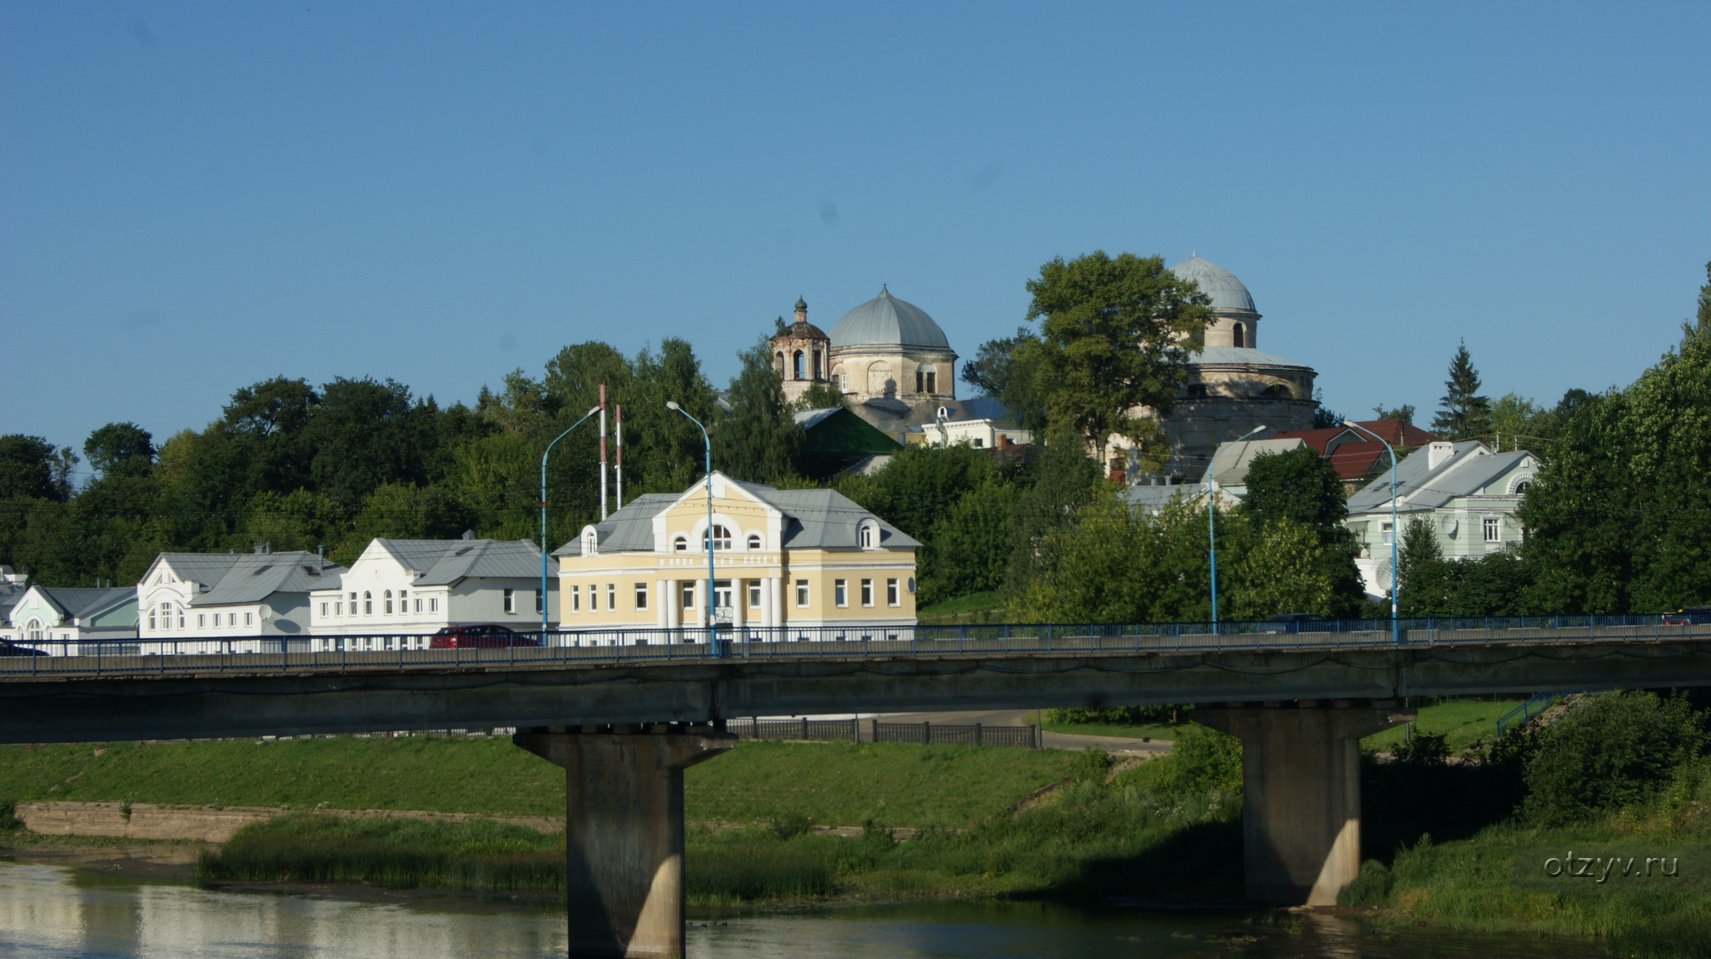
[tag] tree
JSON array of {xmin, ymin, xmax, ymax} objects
[
  {"xmin": 1238, "ymin": 447, "xmax": 1366, "ymax": 615},
  {"xmin": 304, "ymin": 377, "xmax": 435, "ymax": 507},
  {"xmin": 1022, "ymin": 252, "xmax": 1214, "ymax": 466},
  {"xmin": 0, "ymin": 435, "xmax": 75, "ymax": 501},
  {"xmin": 1522, "ymin": 691, "xmax": 1705, "ymax": 826},
  {"xmin": 84, "ymin": 422, "xmax": 155, "ymax": 478},
  {"xmin": 713, "ymin": 339, "xmax": 803, "ymax": 484},
  {"xmin": 961, "ymin": 326, "xmax": 1047, "ymax": 435},
  {"xmin": 1372, "ymin": 403, "xmax": 1416, "ymax": 425},
  {"xmin": 1311, "ymin": 389, "xmax": 1344, "ymax": 429},
  {"xmin": 794, "ymin": 382, "xmax": 845, "ymax": 412},
  {"xmin": 1431, "ymin": 341, "xmax": 1492, "ymax": 442},
  {"xmin": 1487, "ymin": 393, "xmax": 1550, "ymax": 452}
]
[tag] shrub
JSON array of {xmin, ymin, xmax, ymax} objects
[
  {"xmin": 1338, "ymin": 859, "xmax": 1392, "ymax": 907},
  {"xmin": 1522, "ymin": 691, "xmax": 1707, "ymax": 826},
  {"xmin": 1155, "ymin": 726, "xmax": 1242, "ymax": 797}
]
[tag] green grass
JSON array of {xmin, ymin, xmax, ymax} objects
[
  {"xmin": 1362, "ymin": 698, "xmax": 1528, "ymax": 753},
  {"xmin": 916, "ymin": 591, "xmax": 1007, "ymax": 625},
  {"xmin": 685, "ymin": 741, "xmax": 1074, "ymax": 827},
  {"xmin": 1035, "ymin": 719, "xmax": 1183, "ymax": 740},
  {"xmin": 0, "ymin": 737, "xmax": 1073, "ymax": 830}
]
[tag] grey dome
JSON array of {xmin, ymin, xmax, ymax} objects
[
  {"xmin": 829, "ymin": 286, "xmax": 951, "ymax": 352},
  {"xmin": 1169, "ymin": 256, "xmax": 1256, "ymax": 313}
]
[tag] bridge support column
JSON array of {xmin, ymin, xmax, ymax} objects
[
  {"xmin": 515, "ymin": 724, "xmax": 736, "ymax": 959},
  {"xmin": 1200, "ymin": 700, "xmax": 1410, "ymax": 906}
]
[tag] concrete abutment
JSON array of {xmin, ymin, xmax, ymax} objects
[
  {"xmin": 1200, "ymin": 700, "xmax": 1411, "ymax": 905},
  {"xmin": 515, "ymin": 724, "xmax": 735, "ymax": 959}
]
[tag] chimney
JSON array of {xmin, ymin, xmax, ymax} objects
[{"xmin": 1426, "ymin": 441, "xmax": 1455, "ymax": 470}]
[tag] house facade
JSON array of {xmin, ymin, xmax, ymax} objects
[
  {"xmin": 306, "ymin": 538, "xmax": 555, "ymax": 649},
  {"xmin": 3, "ymin": 586, "xmax": 136, "ymax": 651},
  {"xmin": 1343, "ymin": 441, "xmax": 1539, "ymax": 597},
  {"xmin": 554, "ymin": 471, "xmax": 919, "ymax": 641},
  {"xmin": 138, "ymin": 550, "xmax": 344, "ymax": 650}
]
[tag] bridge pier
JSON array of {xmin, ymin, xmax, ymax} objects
[
  {"xmin": 515, "ymin": 724, "xmax": 736, "ymax": 959},
  {"xmin": 1200, "ymin": 700, "xmax": 1410, "ymax": 906}
]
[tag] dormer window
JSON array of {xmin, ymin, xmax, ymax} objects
[
  {"xmin": 857, "ymin": 520, "xmax": 879, "ymax": 550},
  {"xmin": 746, "ymin": 533, "xmax": 762, "ymax": 550},
  {"xmin": 673, "ymin": 535, "xmax": 688, "ymax": 553}
]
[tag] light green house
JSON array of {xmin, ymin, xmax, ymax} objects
[{"xmin": 3, "ymin": 585, "xmax": 138, "ymax": 651}]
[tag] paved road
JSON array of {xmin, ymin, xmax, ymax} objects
[{"xmin": 877, "ymin": 708, "xmax": 1172, "ymax": 756}]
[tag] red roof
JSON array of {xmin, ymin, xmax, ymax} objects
[{"xmin": 1270, "ymin": 420, "xmax": 1440, "ymax": 479}]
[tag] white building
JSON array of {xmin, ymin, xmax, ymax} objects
[
  {"xmin": 138, "ymin": 550, "xmax": 344, "ymax": 651},
  {"xmin": 3, "ymin": 585, "xmax": 137, "ymax": 651},
  {"xmin": 307, "ymin": 537, "xmax": 555, "ymax": 649}
]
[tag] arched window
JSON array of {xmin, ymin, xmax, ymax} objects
[
  {"xmin": 384, "ymin": 589, "xmax": 393, "ymax": 614},
  {"xmin": 746, "ymin": 533, "xmax": 762, "ymax": 550},
  {"xmin": 26, "ymin": 618, "xmax": 43, "ymax": 641},
  {"xmin": 673, "ymin": 535, "xmax": 688, "ymax": 553},
  {"xmin": 704, "ymin": 525, "xmax": 732, "ymax": 551},
  {"xmin": 774, "ymin": 351, "xmax": 786, "ymax": 375},
  {"xmin": 363, "ymin": 591, "xmax": 373, "ymax": 615},
  {"xmin": 793, "ymin": 351, "xmax": 805, "ymax": 380},
  {"xmin": 1262, "ymin": 384, "xmax": 1293, "ymax": 398},
  {"xmin": 812, "ymin": 350, "xmax": 823, "ymax": 380},
  {"xmin": 148, "ymin": 606, "xmax": 157, "ymax": 630},
  {"xmin": 858, "ymin": 521, "xmax": 878, "ymax": 549},
  {"xmin": 1232, "ymin": 322, "xmax": 1246, "ymax": 348}
]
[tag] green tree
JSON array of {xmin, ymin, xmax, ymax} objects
[
  {"xmin": 1522, "ymin": 691, "xmax": 1705, "ymax": 826},
  {"xmin": 336, "ymin": 484, "xmax": 477, "ymax": 565},
  {"xmin": 1430, "ymin": 341, "xmax": 1492, "ymax": 442},
  {"xmin": 240, "ymin": 489, "xmax": 349, "ymax": 557},
  {"xmin": 713, "ymin": 339, "xmax": 803, "ymax": 484},
  {"xmin": 794, "ymin": 381, "xmax": 845, "ymax": 412},
  {"xmin": 1022, "ymin": 252, "xmax": 1214, "ymax": 466},
  {"xmin": 83, "ymin": 422, "xmax": 155, "ymax": 479},
  {"xmin": 1371, "ymin": 403, "xmax": 1416, "ymax": 425},
  {"xmin": 1238, "ymin": 447, "xmax": 1365, "ymax": 616},
  {"xmin": 1488, "ymin": 393, "xmax": 1552, "ymax": 452},
  {"xmin": 0, "ymin": 435, "xmax": 75, "ymax": 501},
  {"xmin": 304, "ymin": 377, "xmax": 436, "ymax": 508},
  {"xmin": 961, "ymin": 326, "xmax": 1047, "ymax": 435}
]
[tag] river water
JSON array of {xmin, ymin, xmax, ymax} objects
[{"xmin": 0, "ymin": 860, "xmax": 1614, "ymax": 958}]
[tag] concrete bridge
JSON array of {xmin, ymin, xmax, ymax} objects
[{"xmin": 5, "ymin": 621, "xmax": 1710, "ymax": 958}]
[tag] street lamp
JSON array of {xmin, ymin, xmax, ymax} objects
[
  {"xmin": 1344, "ymin": 420, "xmax": 1400, "ymax": 645},
  {"xmin": 1208, "ymin": 424, "xmax": 1267, "ymax": 628},
  {"xmin": 540, "ymin": 406, "xmax": 603, "ymax": 638},
  {"xmin": 666, "ymin": 401, "xmax": 717, "ymax": 656}
]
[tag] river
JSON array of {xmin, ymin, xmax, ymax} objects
[{"xmin": 0, "ymin": 859, "xmax": 1614, "ymax": 958}]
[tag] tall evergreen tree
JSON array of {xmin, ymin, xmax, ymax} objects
[{"xmin": 1431, "ymin": 340, "xmax": 1492, "ymax": 442}]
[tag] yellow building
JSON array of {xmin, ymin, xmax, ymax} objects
[{"xmin": 553, "ymin": 472, "xmax": 920, "ymax": 642}]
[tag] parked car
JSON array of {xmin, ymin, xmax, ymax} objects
[
  {"xmin": 1257, "ymin": 613, "xmax": 1334, "ymax": 634},
  {"xmin": 428, "ymin": 624, "xmax": 542, "ymax": 649},
  {"xmin": 1662, "ymin": 607, "xmax": 1711, "ymax": 626},
  {"xmin": 0, "ymin": 639, "xmax": 47, "ymax": 657}
]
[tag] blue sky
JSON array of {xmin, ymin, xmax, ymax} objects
[{"xmin": 3, "ymin": 1, "xmax": 1706, "ymax": 477}]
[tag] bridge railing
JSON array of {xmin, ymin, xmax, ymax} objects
[{"xmin": 1, "ymin": 614, "xmax": 1700, "ymax": 678}]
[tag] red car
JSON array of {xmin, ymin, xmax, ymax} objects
[
  {"xmin": 1662, "ymin": 607, "xmax": 1711, "ymax": 626},
  {"xmin": 427, "ymin": 624, "xmax": 542, "ymax": 649}
]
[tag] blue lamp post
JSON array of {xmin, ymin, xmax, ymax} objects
[
  {"xmin": 1208, "ymin": 424, "xmax": 1267, "ymax": 628},
  {"xmin": 540, "ymin": 406, "xmax": 602, "ymax": 638},
  {"xmin": 666, "ymin": 401, "xmax": 717, "ymax": 657},
  {"xmin": 1344, "ymin": 420, "xmax": 1399, "ymax": 645}
]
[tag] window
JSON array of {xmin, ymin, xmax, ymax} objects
[
  {"xmin": 1232, "ymin": 322, "xmax": 1246, "ymax": 348},
  {"xmin": 607, "ymin": 584, "xmax": 616, "ymax": 610},
  {"xmin": 504, "ymin": 589, "xmax": 516, "ymax": 613},
  {"xmin": 1483, "ymin": 517, "xmax": 1501, "ymax": 542},
  {"xmin": 748, "ymin": 582, "xmax": 761, "ymax": 608},
  {"xmin": 673, "ymin": 535, "xmax": 688, "ymax": 553},
  {"xmin": 363, "ymin": 591, "xmax": 373, "ymax": 615},
  {"xmin": 384, "ymin": 590, "xmax": 393, "ymax": 614},
  {"xmin": 713, "ymin": 580, "xmax": 732, "ymax": 611},
  {"xmin": 916, "ymin": 369, "xmax": 936, "ymax": 393},
  {"xmin": 795, "ymin": 579, "xmax": 809, "ymax": 607},
  {"xmin": 199, "ymin": 613, "xmax": 207, "ymax": 627},
  {"xmin": 860, "ymin": 579, "xmax": 873, "ymax": 607},
  {"xmin": 178, "ymin": 608, "xmax": 184, "ymax": 628},
  {"xmin": 535, "ymin": 590, "xmax": 543, "ymax": 613},
  {"xmin": 705, "ymin": 525, "xmax": 732, "ymax": 551},
  {"xmin": 244, "ymin": 612, "xmax": 253, "ymax": 626},
  {"xmin": 429, "ymin": 597, "xmax": 438, "ymax": 613},
  {"xmin": 589, "ymin": 586, "xmax": 599, "ymax": 612},
  {"xmin": 887, "ymin": 578, "xmax": 900, "ymax": 606},
  {"xmin": 635, "ymin": 583, "xmax": 649, "ymax": 610},
  {"xmin": 858, "ymin": 524, "xmax": 874, "ymax": 549},
  {"xmin": 148, "ymin": 607, "xmax": 156, "ymax": 630},
  {"xmin": 681, "ymin": 583, "xmax": 695, "ymax": 609},
  {"xmin": 926, "ymin": 371, "xmax": 936, "ymax": 393},
  {"xmin": 335, "ymin": 601, "xmax": 342, "ymax": 616},
  {"xmin": 399, "ymin": 589, "xmax": 408, "ymax": 611},
  {"xmin": 228, "ymin": 613, "xmax": 236, "ymax": 626},
  {"xmin": 570, "ymin": 585, "xmax": 580, "ymax": 612},
  {"xmin": 160, "ymin": 602, "xmax": 172, "ymax": 630},
  {"xmin": 414, "ymin": 598, "xmax": 422, "ymax": 613},
  {"xmin": 835, "ymin": 580, "xmax": 848, "ymax": 607},
  {"xmin": 747, "ymin": 533, "xmax": 762, "ymax": 550},
  {"xmin": 1381, "ymin": 522, "xmax": 1394, "ymax": 546},
  {"xmin": 793, "ymin": 350, "xmax": 804, "ymax": 379}
]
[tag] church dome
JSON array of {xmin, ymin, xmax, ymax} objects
[
  {"xmin": 1170, "ymin": 255, "xmax": 1256, "ymax": 313},
  {"xmin": 829, "ymin": 286, "xmax": 951, "ymax": 352}
]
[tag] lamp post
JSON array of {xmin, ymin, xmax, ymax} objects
[
  {"xmin": 1208, "ymin": 424, "xmax": 1267, "ymax": 628},
  {"xmin": 540, "ymin": 406, "xmax": 602, "ymax": 638},
  {"xmin": 666, "ymin": 401, "xmax": 717, "ymax": 657},
  {"xmin": 1344, "ymin": 420, "xmax": 1399, "ymax": 645}
]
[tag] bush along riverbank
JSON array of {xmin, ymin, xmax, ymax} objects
[
  {"xmin": 1349, "ymin": 690, "xmax": 1711, "ymax": 959},
  {"xmin": 194, "ymin": 731, "xmax": 1247, "ymax": 907}
]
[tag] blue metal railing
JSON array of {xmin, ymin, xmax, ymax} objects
[{"xmin": 0, "ymin": 613, "xmax": 1698, "ymax": 679}]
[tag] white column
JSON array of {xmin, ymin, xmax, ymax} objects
[
  {"xmin": 768, "ymin": 576, "xmax": 783, "ymax": 628},
  {"xmin": 655, "ymin": 580, "xmax": 669, "ymax": 629},
  {"xmin": 664, "ymin": 580, "xmax": 678, "ymax": 630},
  {"xmin": 692, "ymin": 580, "xmax": 706, "ymax": 629},
  {"xmin": 731, "ymin": 579, "xmax": 745, "ymax": 628}
]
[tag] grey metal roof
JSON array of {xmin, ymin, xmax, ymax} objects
[
  {"xmin": 555, "ymin": 476, "xmax": 921, "ymax": 554},
  {"xmin": 1170, "ymin": 255, "xmax": 1256, "ymax": 313},
  {"xmin": 1189, "ymin": 346, "xmax": 1312, "ymax": 369},
  {"xmin": 1346, "ymin": 443, "xmax": 1535, "ymax": 514},
  {"xmin": 793, "ymin": 408, "xmax": 840, "ymax": 429},
  {"xmin": 372, "ymin": 539, "xmax": 551, "ymax": 585},
  {"xmin": 190, "ymin": 552, "xmax": 346, "ymax": 606},
  {"xmin": 154, "ymin": 553, "xmax": 245, "ymax": 591},
  {"xmin": 1204, "ymin": 438, "xmax": 1307, "ymax": 488},
  {"xmin": 33, "ymin": 587, "xmax": 136, "ymax": 621},
  {"xmin": 828, "ymin": 286, "xmax": 952, "ymax": 352}
]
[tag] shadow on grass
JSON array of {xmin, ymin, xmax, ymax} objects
[
  {"xmin": 1361, "ymin": 758, "xmax": 1524, "ymax": 862},
  {"xmin": 1025, "ymin": 819, "xmax": 1243, "ymax": 903}
]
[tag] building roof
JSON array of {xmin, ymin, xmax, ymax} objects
[
  {"xmin": 1346, "ymin": 442, "xmax": 1536, "ymax": 514},
  {"xmin": 1188, "ymin": 346, "xmax": 1312, "ymax": 369},
  {"xmin": 1271, "ymin": 421, "xmax": 1442, "ymax": 479},
  {"xmin": 555, "ymin": 474, "xmax": 921, "ymax": 556},
  {"xmin": 27, "ymin": 586, "xmax": 136, "ymax": 622},
  {"xmin": 1170, "ymin": 255, "xmax": 1256, "ymax": 313},
  {"xmin": 1204, "ymin": 438, "xmax": 1308, "ymax": 488},
  {"xmin": 153, "ymin": 553, "xmax": 247, "ymax": 591},
  {"xmin": 190, "ymin": 552, "xmax": 345, "ymax": 606},
  {"xmin": 369, "ymin": 539, "xmax": 551, "ymax": 585},
  {"xmin": 829, "ymin": 286, "xmax": 952, "ymax": 353}
]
